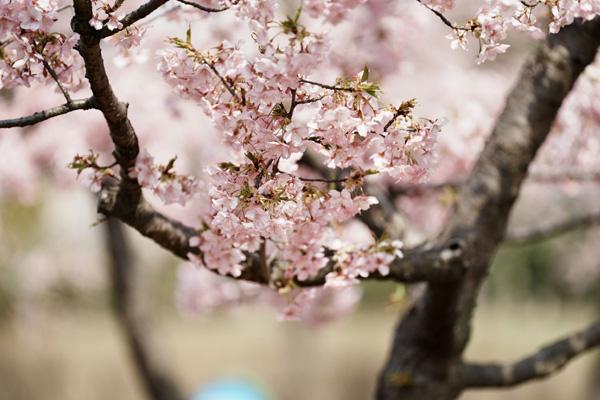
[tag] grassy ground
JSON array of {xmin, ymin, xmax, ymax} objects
[{"xmin": 0, "ymin": 299, "xmax": 597, "ymax": 400}]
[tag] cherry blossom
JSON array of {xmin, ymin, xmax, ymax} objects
[
  {"xmin": 0, "ymin": 0, "xmax": 85, "ymax": 90},
  {"xmin": 68, "ymin": 151, "xmax": 116, "ymax": 193},
  {"xmin": 438, "ymin": 0, "xmax": 600, "ymax": 63},
  {"xmin": 304, "ymin": 0, "xmax": 367, "ymax": 24},
  {"xmin": 2, "ymin": 0, "xmax": 600, "ymax": 326},
  {"xmin": 88, "ymin": 0, "xmax": 124, "ymax": 31},
  {"xmin": 130, "ymin": 149, "xmax": 198, "ymax": 206},
  {"xmin": 276, "ymin": 286, "xmax": 362, "ymax": 325},
  {"xmin": 154, "ymin": 6, "xmax": 442, "ymax": 284}
]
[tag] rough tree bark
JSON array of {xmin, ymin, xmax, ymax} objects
[{"xmin": 375, "ymin": 17, "xmax": 600, "ymax": 400}]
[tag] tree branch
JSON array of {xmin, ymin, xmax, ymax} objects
[
  {"xmin": 96, "ymin": 0, "xmax": 169, "ymax": 38},
  {"xmin": 377, "ymin": 17, "xmax": 600, "ymax": 400},
  {"xmin": 528, "ymin": 169, "xmax": 600, "ymax": 182},
  {"xmin": 98, "ymin": 180, "xmax": 197, "ymax": 260},
  {"xmin": 104, "ymin": 218, "xmax": 185, "ymax": 400},
  {"xmin": 388, "ymin": 181, "xmax": 461, "ymax": 198},
  {"xmin": 97, "ymin": 179, "xmax": 465, "ymax": 286},
  {"xmin": 73, "ymin": 0, "xmax": 140, "ymax": 170},
  {"xmin": 504, "ymin": 209, "xmax": 600, "ymax": 245},
  {"xmin": 297, "ymin": 239, "xmax": 465, "ymax": 287},
  {"xmin": 0, "ymin": 98, "xmax": 97, "ymax": 129},
  {"xmin": 175, "ymin": 0, "xmax": 232, "ymax": 12},
  {"xmin": 461, "ymin": 321, "xmax": 600, "ymax": 388}
]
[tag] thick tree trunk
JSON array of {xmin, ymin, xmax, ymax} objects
[{"xmin": 376, "ymin": 18, "xmax": 600, "ymax": 400}]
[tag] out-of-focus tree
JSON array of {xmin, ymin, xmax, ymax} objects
[{"xmin": 2, "ymin": 0, "xmax": 600, "ymax": 399}]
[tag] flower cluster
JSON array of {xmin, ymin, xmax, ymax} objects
[
  {"xmin": 130, "ymin": 149, "xmax": 198, "ymax": 206},
  {"xmin": 0, "ymin": 0, "xmax": 85, "ymax": 90},
  {"xmin": 277, "ymin": 285, "xmax": 361, "ymax": 325},
  {"xmin": 325, "ymin": 239, "xmax": 403, "ymax": 286},
  {"xmin": 176, "ymin": 263, "xmax": 362, "ymax": 326},
  {"xmin": 88, "ymin": 0, "xmax": 125, "ymax": 31},
  {"xmin": 109, "ymin": 26, "xmax": 148, "ymax": 67},
  {"xmin": 304, "ymin": 0, "xmax": 367, "ymax": 24},
  {"xmin": 187, "ymin": 163, "xmax": 379, "ymax": 279},
  {"xmin": 156, "ymin": 4, "xmax": 440, "ymax": 286},
  {"xmin": 175, "ymin": 263, "xmax": 266, "ymax": 315},
  {"xmin": 68, "ymin": 151, "xmax": 115, "ymax": 192},
  {"xmin": 443, "ymin": 0, "xmax": 600, "ymax": 63},
  {"xmin": 330, "ymin": 0, "xmax": 423, "ymax": 78},
  {"xmin": 548, "ymin": 0, "xmax": 600, "ymax": 33}
]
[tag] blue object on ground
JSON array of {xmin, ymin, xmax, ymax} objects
[{"xmin": 191, "ymin": 379, "xmax": 268, "ymax": 400}]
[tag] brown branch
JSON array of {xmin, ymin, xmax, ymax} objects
[
  {"xmin": 529, "ymin": 169, "xmax": 600, "ymax": 183},
  {"xmin": 299, "ymin": 78, "xmax": 358, "ymax": 92},
  {"xmin": 377, "ymin": 17, "xmax": 600, "ymax": 400},
  {"xmin": 41, "ymin": 57, "xmax": 72, "ymax": 103},
  {"xmin": 175, "ymin": 0, "xmax": 231, "ymax": 12},
  {"xmin": 461, "ymin": 320, "xmax": 600, "ymax": 388},
  {"xmin": 96, "ymin": 0, "xmax": 169, "ymax": 38},
  {"xmin": 73, "ymin": 0, "xmax": 140, "ymax": 171},
  {"xmin": 415, "ymin": 0, "xmax": 466, "ymax": 30},
  {"xmin": 388, "ymin": 181, "xmax": 461, "ymax": 198},
  {"xmin": 296, "ymin": 175, "xmax": 348, "ymax": 183},
  {"xmin": 445, "ymin": 16, "xmax": 600, "ymax": 277},
  {"xmin": 0, "ymin": 98, "xmax": 97, "ymax": 129},
  {"xmin": 104, "ymin": 218, "xmax": 185, "ymax": 400},
  {"xmin": 286, "ymin": 89, "xmax": 326, "ymax": 119},
  {"xmin": 97, "ymin": 179, "xmax": 464, "ymax": 286},
  {"xmin": 296, "ymin": 239, "xmax": 465, "ymax": 287},
  {"xmin": 504, "ymin": 209, "xmax": 600, "ymax": 245},
  {"xmin": 98, "ymin": 180, "xmax": 196, "ymax": 259}
]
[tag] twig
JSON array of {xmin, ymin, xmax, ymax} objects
[
  {"xmin": 0, "ymin": 98, "xmax": 96, "ymax": 129},
  {"xmin": 41, "ymin": 57, "xmax": 72, "ymax": 103},
  {"xmin": 415, "ymin": 0, "xmax": 459, "ymax": 29},
  {"xmin": 296, "ymin": 175, "xmax": 348, "ymax": 183},
  {"xmin": 175, "ymin": 0, "xmax": 231, "ymax": 12},
  {"xmin": 300, "ymin": 78, "xmax": 357, "ymax": 92},
  {"xmin": 286, "ymin": 89, "xmax": 325, "ymax": 119},
  {"xmin": 96, "ymin": 0, "xmax": 169, "ymax": 38},
  {"xmin": 204, "ymin": 61, "xmax": 240, "ymax": 101}
]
